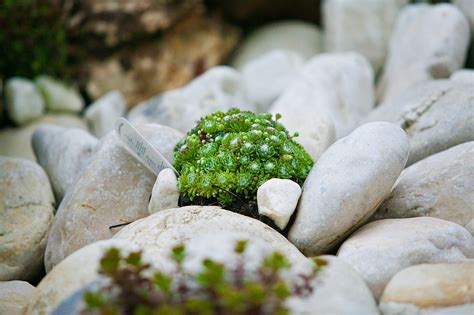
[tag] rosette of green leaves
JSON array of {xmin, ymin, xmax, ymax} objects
[{"xmin": 173, "ymin": 108, "xmax": 314, "ymax": 206}]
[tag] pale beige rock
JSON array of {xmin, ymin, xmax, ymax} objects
[
  {"xmin": 0, "ymin": 280, "xmax": 35, "ymax": 315},
  {"xmin": 272, "ymin": 52, "xmax": 374, "ymax": 140},
  {"xmin": 241, "ymin": 50, "xmax": 304, "ymax": 112},
  {"xmin": 377, "ymin": 3, "xmax": 470, "ymax": 102},
  {"xmin": 451, "ymin": 69, "xmax": 474, "ymax": 85},
  {"xmin": 148, "ymin": 168, "xmax": 179, "ymax": 214},
  {"xmin": 270, "ymin": 52, "xmax": 374, "ymax": 160},
  {"xmin": 374, "ymin": 142, "xmax": 474, "ymax": 233},
  {"xmin": 26, "ymin": 239, "xmax": 140, "ymax": 315},
  {"xmin": 114, "ymin": 206, "xmax": 306, "ymax": 265},
  {"xmin": 0, "ymin": 157, "xmax": 55, "ymax": 281},
  {"xmin": 337, "ymin": 218, "xmax": 474, "ymax": 300},
  {"xmin": 288, "ymin": 122, "xmax": 409, "ymax": 256},
  {"xmin": 44, "ymin": 124, "xmax": 183, "ymax": 272},
  {"xmin": 454, "ymin": 0, "xmax": 474, "ymax": 30},
  {"xmin": 0, "ymin": 114, "xmax": 87, "ymax": 161},
  {"xmin": 324, "ymin": 0, "xmax": 408, "ymax": 72},
  {"xmin": 368, "ymin": 80, "xmax": 474, "ymax": 165},
  {"xmin": 379, "ymin": 264, "xmax": 474, "ymax": 315},
  {"xmin": 270, "ymin": 85, "xmax": 336, "ymax": 161},
  {"xmin": 287, "ymin": 255, "xmax": 379, "ymax": 315},
  {"xmin": 35, "ymin": 76, "xmax": 84, "ymax": 113},
  {"xmin": 84, "ymin": 90, "xmax": 126, "ymax": 138},
  {"xmin": 5, "ymin": 77, "xmax": 44, "ymax": 125},
  {"xmin": 257, "ymin": 178, "xmax": 301, "ymax": 230},
  {"xmin": 231, "ymin": 21, "xmax": 323, "ymax": 70},
  {"xmin": 128, "ymin": 66, "xmax": 252, "ymax": 132},
  {"xmin": 32, "ymin": 125, "xmax": 98, "ymax": 202}
]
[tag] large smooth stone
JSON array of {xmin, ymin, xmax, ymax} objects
[
  {"xmin": 241, "ymin": 50, "xmax": 303, "ymax": 112},
  {"xmin": 374, "ymin": 142, "xmax": 474, "ymax": 233},
  {"xmin": 377, "ymin": 3, "xmax": 470, "ymax": 102},
  {"xmin": 379, "ymin": 264, "xmax": 474, "ymax": 315},
  {"xmin": 127, "ymin": 66, "xmax": 252, "ymax": 132},
  {"xmin": 337, "ymin": 217, "xmax": 474, "ymax": 300},
  {"xmin": 287, "ymin": 255, "xmax": 379, "ymax": 315},
  {"xmin": 451, "ymin": 69, "xmax": 474, "ymax": 85},
  {"xmin": 0, "ymin": 157, "xmax": 55, "ymax": 281},
  {"xmin": 148, "ymin": 168, "xmax": 179, "ymax": 214},
  {"xmin": 270, "ymin": 52, "xmax": 374, "ymax": 159},
  {"xmin": 32, "ymin": 125, "xmax": 99, "ymax": 203},
  {"xmin": 33, "ymin": 225, "xmax": 305, "ymax": 315},
  {"xmin": 0, "ymin": 114, "xmax": 87, "ymax": 161},
  {"xmin": 35, "ymin": 76, "xmax": 84, "ymax": 113},
  {"xmin": 26, "ymin": 239, "xmax": 139, "ymax": 315},
  {"xmin": 324, "ymin": 0, "xmax": 408, "ymax": 72},
  {"xmin": 288, "ymin": 122, "xmax": 409, "ymax": 256},
  {"xmin": 270, "ymin": 83, "xmax": 336, "ymax": 161},
  {"xmin": 114, "ymin": 206, "xmax": 306, "ymax": 264},
  {"xmin": 44, "ymin": 124, "xmax": 183, "ymax": 272},
  {"xmin": 0, "ymin": 280, "xmax": 36, "ymax": 314},
  {"xmin": 368, "ymin": 80, "xmax": 474, "ymax": 165},
  {"xmin": 84, "ymin": 90, "xmax": 126, "ymax": 138},
  {"xmin": 230, "ymin": 21, "xmax": 323, "ymax": 69},
  {"xmin": 271, "ymin": 52, "xmax": 374, "ymax": 139},
  {"xmin": 454, "ymin": 0, "xmax": 474, "ymax": 30},
  {"xmin": 5, "ymin": 77, "xmax": 45, "ymax": 125}
]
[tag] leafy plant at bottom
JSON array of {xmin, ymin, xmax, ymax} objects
[{"xmin": 82, "ymin": 240, "xmax": 324, "ymax": 315}]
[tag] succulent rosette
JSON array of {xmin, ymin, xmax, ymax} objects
[{"xmin": 173, "ymin": 108, "xmax": 314, "ymax": 208}]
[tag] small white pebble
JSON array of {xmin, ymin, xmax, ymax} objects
[
  {"xmin": 257, "ymin": 178, "xmax": 301, "ymax": 230},
  {"xmin": 148, "ymin": 168, "xmax": 179, "ymax": 214}
]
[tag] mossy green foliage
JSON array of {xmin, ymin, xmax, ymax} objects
[
  {"xmin": 0, "ymin": 0, "xmax": 67, "ymax": 79},
  {"xmin": 173, "ymin": 108, "xmax": 314, "ymax": 207},
  {"xmin": 83, "ymin": 240, "xmax": 323, "ymax": 315}
]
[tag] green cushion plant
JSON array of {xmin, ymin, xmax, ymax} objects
[{"xmin": 173, "ymin": 108, "xmax": 314, "ymax": 220}]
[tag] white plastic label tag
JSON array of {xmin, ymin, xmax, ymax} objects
[{"xmin": 115, "ymin": 117, "xmax": 179, "ymax": 176}]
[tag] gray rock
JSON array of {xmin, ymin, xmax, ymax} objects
[
  {"xmin": 379, "ymin": 264, "xmax": 474, "ymax": 315},
  {"xmin": 377, "ymin": 3, "xmax": 470, "ymax": 102},
  {"xmin": 241, "ymin": 50, "xmax": 303, "ymax": 112},
  {"xmin": 257, "ymin": 178, "xmax": 301, "ymax": 230},
  {"xmin": 230, "ymin": 21, "xmax": 323, "ymax": 70},
  {"xmin": 324, "ymin": 0, "xmax": 408, "ymax": 73},
  {"xmin": 454, "ymin": 0, "xmax": 474, "ymax": 30},
  {"xmin": 286, "ymin": 255, "xmax": 379, "ymax": 315},
  {"xmin": 288, "ymin": 122, "xmax": 409, "ymax": 256},
  {"xmin": 337, "ymin": 217, "xmax": 474, "ymax": 300},
  {"xmin": 127, "ymin": 66, "xmax": 253, "ymax": 132},
  {"xmin": 35, "ymin": 75, "xmax": 84, "ymax": 113},
  {"xmin": 85, "ymin": 90, "xmax": 126, "ymax": 138},
  {"xmin": 0, "ymin": 280, "xmax": 36, "ymax": 315},
  {"xmin": 148, "ymin": 168, "xmax": 179, "ymax": 214},
  {"xmin": 450, "ymin": 69, "xmax": 474, "ymax": 85},
  {"xmin": 270, "ymin": 52, "xmax": 374, "ymax": 159},
  {"xmin": 27, "ymin": 239, "xmax": 140, "ymax": 315},
  {"xmin": 0, "ymin": 157, "xmax": 55, "ymax": 281},
  {"xmin": 114, "ymin": 206, "xmax": 307, "ymax": 266},
  {"xmin": 5, "ymin": 77, "xmax": 44, "ymax": 125},
  {"xmin": 374, "ymin": 142, "xmax": 474, "ymax": 234},
  {"xmin": 31, "ymin": 216, "xmax": 305, "ymax": 315},
  {"xmin": 272, "ymin": 52, "xmax": 374, "ymax": 139},
  {"xmin": 270, "ymin": 83, "xmax": 336, "ymax": 161},
  {"xmin": 368, "ymin": 80, "xmax": 474, "ymax": 165},
  {"xmin": 32, "ymin": 124, "xmax": 99, "ymax": 203},
  {"xmin": 0, "ymin": 114, "xmax": 87, "ymax": 161},
  {"xmin": 44, "ymin": 124, "xmax": 183, "ymax": 272}
]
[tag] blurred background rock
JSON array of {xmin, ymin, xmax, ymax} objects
[{"xmin": 0, "ymin": 0, "xmax": 470, "ymax": 122}]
